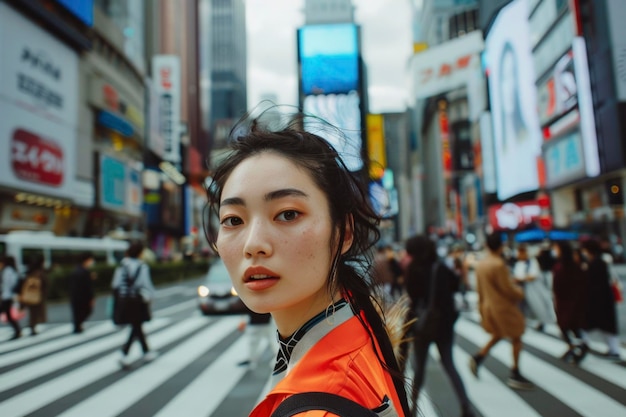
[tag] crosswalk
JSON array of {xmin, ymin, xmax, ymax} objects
[{"xmin": 0, "ymin": 300, "xmax": 625, "ymax": 417}]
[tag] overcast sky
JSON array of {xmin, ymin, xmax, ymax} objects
[{"xmin": 245, "ymin": 0, "xmax": 416, "ymax": 114}]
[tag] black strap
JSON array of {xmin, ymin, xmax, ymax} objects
[
  {"xmin": 122, "ymin": 263, "xmax": 143, "ymax": 294},
  {"xmin": 271, "ymin": 392, "xmax": 378, "ymax": 417}
]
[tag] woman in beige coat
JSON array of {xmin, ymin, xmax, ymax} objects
[{"xmin": 469, "ymin": 233, "xmax": 534, "ymax": 390}]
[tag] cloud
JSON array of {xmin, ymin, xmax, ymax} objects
[{"xmin": 246, "ymin": 0, "xmax": 414, "ymax": 114}]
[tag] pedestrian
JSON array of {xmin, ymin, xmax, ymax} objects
[
  {"xmin": 551, "ymin": 241, "xmax": 588, "ymax": 364},
  {"xmin": 237, "ymin": 307, "xmax": 275, "ymax": 370},
  {"xmin": 19, "ymin": 255, "xmax": 48, "ymax": 336},
  {"xmin": 404, "ymin": 235, "xmax": 474, "ymax": 417},
  {"xmin": 580, "ymin": 238, "xmax": 621, "ymax": 361},
  {"xmin": 112, "ymin": 241, "xmax": 157, "ymax": 368},
  {"xmin": 68, "ymin": 251, "xmax": 96, "ymax": 334},
  {"xmin": 205, "ymin": 112, "xmax": 412, "ymax": 416},
  {"xmin": 469, "ymin": 233, "xmax": 534, "ymax": 390},
  {"xmin": 512, "ymin": 244, "xmax": 555, "ymax": 331},
  {"xmin": 1, "ymin": 256, "xmax": 22, "ymax": 340}
]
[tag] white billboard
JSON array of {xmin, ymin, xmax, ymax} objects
[
  {"xmin": 0, "ymin": 3, "xmax": 81, "ymax": 201},
  {"xmin": 485, "ymin": 0, "xmax": 543, "ymax": 201},
  {"xmin": 152, "ymin": 55, "xmax": 181, "ymax": 164}
]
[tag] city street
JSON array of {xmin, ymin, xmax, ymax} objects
[{"xmin": 1, "ymin": 277, "xmax": 625, "ymax": 417}]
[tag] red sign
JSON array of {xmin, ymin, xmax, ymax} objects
[
  {"xmin": 488, "ymin": 201, "xmax": 542, "ymax": 231},
  {"xmin": 11, "ymin": 128, "xmax": 63, "ymax": 186},
  {"xmin": 419, "ymin": 54, "xmax": 473, "ymax": 85},
  {"xmin": 160, "ymin": 67, "xmax": 172, "ymax": 90}
]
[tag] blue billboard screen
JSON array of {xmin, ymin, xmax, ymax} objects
[{"xmin": 298, "ymin": 24, "xmax": 359, "ymax": 95}]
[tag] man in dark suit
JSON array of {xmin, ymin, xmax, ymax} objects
[{"xmin": 68, "ymin": 252, "xmax": 95, "ymax": 334}]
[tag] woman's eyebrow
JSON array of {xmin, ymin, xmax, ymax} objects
[
  {"xmin": 220, "ymin": 196, "xmax": 245, "ymax": 207},
  {"xmin": 220, "ymin": 189, "xmax": 307, "ymax": 207},
  {"xmin": 264, "ymin": 188, "xmax": 309, "ymax": 201}
]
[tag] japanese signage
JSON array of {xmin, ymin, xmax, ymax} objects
[
  {"xmin": 99, "ymin": 154, "xmax": 143, "ymax": 216},
  {"xmin": 152, "ymin": 55, "xmax": 181, "ymax": 164},
  {"xmin": 410, "ymin": 30, "xmax": 483, "ymax": 99},
  {"xmin": 0, "ymin": 3, "xmax": 80, "ymax": 201},
  {"xmin": 543, "ymin": 129, "xmax": 586, "ymax": 188}
]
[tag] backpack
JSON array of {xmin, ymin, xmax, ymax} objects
[
  {"xmin": 270, "ymin": 392, "xmax": 379, "ymax": 417},
  {"xmin": 112, "ymin": 263, "xmax": 150, "ymax": 325},
  {"xmin": 19, "ymin": 275, "xmax": 42, "ymax": 306}
]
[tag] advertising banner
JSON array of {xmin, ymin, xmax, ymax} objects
[
  {"xmin": 152, "ymin": 55, "xmax": 181, "ymax": 164},
  {"xmin": 410, "ymin": 30, "xmax": 483, "ymax": 100},
  {"xmin": 99, "ymin": 154, "xmax": 143, "ymax": 216},
  {"xmin": 485, "ymin": 0, "xmax": 543, "ymax": 201},
  {"xmin": 488, "ymin": 200, "xmax": 542, "ymax": 231},
  {"xmin": 0, "ymin": 4, "xmax": 80, "ymax": 201}
]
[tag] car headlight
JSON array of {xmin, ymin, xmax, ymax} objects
[
  {"xmin": 230, "ymin": 287, "xmax": 238, "ymax": 296},
  {"xmin": 198, "ymin": 285, "xmax": 209, "ymax": 297}
]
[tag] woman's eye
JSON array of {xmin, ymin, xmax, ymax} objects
[
  {"xmin": 276, "ymin": 210, "xmax": 300, "ymax": 222},
  {"xmin": 221, "ymin": 216, "xmax": 243, "ymax": 227}
]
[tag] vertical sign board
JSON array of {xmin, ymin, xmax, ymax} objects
[
  {"xmin": 366, "ymin": 114, "xmax": 386, "ymax": 179},
  {"xmin": 152, "ymin": 55, "xmax": 181, "ymax": 165}
]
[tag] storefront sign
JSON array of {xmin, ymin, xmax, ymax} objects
[
  {"xmin": 89, "ymin": 76, "xmax": 145, "ymax": 135},
  {"xmin": 152, "ymin": 55, "xmax": 181, "ymax": 164},
  {"xmin": 410, "ymin": 30, "xmax": 483, "ymax": 99},
  {"xmin": 488, "ymin": 201, "xmax": 542, "ymax": 231},
  {"xmin": 99, "ymin": 154, "xmax": 143, "ymax": 216},
  {"xmin": 0, "ymin": 4, "xmax": 80, "ymax": 201}
]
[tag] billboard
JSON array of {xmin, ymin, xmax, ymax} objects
[
  {"xmin": 298, "ymin": 24, "xmax": 359, "ymax": 95},
  {"xmin": 152, "ymin": 55, "xmax": 181, "ymax": 164},
  {"xmin": 485, "ymin": 0, "xmax": 543, "ymax": 201},
  {"xmin": 298, "ymin": 23, "xmax": 364, "ymax": 173}
]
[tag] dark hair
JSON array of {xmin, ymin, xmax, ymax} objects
[
  {"xmin": 581, "ymin": 238, "xmax": 602, "ymax": 256},
  {"xmin": 2, "ymin": 256, "xmax": 16, "ymax": 270},
  {"xmin": 405, "ymin": 235, "xmax": 437, "ymax": 266},
  {"xmin": 205, "ymin": 109, "xmax": 410, "ymax": 415},
  {"xmin": 27, "ymin": 254, "xmax": 44, "ymax": 273},
  {"xmin": 126, "ymin": 241, "xmax": 144, "ymax": 259},
  {"xmin": 556, "ymin": 241, "xmax": 574, "ymax": 265},
  {"xmin": 486, "ymin": 232, "xmax": 503, "ymax": 252},
  {"xmin": 79, "ymin": 251, "xmax": 94, "ymax": 264}
]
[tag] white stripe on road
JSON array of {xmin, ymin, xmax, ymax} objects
[
  {"xmin": 0, "ymin": 321, "xmax": 122, "ymax": 368},
  {"xmin": 153, "ymin": 299, "xmax": 199, "ymax": 317},
  {"xmin": 0, "ymin": 316, "xmax": 210, "ymax": 417},
  {"xmin": 56, "ymin": 315, "xmax": 242, "ymax": 417},
  {"xmin": 155, "ymin": 330, "xmax": 255, "ymax": 417},
  {"xmin": 456, "ymin": 319, "xmax": 626, "ymax": 417},
  {"xmin": 521, "ymin": 326, "xmax": 626, "ymax": 390},
  {"xmin": 0, "ymin": 319, "xmax": 170, "ymax": 392},
  {"xmin": 0, "ymin": 323, "xmax": 74, "ymax": 354}
]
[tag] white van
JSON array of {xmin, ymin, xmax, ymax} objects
[{"xmin": 0, "ymin": 231, "xmax": 129, "ymax": 272}]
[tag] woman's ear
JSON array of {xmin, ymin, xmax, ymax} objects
[{"xmin": 340, "ymin": 215, "xmax": 354, "ymax": 255}]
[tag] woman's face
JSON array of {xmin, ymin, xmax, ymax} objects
[{"xmin": 216, "ymin": 152, "xmax": 349, "ymax": 335}]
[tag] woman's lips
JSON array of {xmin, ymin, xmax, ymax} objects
[{"xmin": 243, "ymin": 266, "xmax": 279, "ymax": 291}]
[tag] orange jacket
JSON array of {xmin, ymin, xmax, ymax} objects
[{"xmin": 249, "ymin": 309, "xmax": 404, "ymax": 417}]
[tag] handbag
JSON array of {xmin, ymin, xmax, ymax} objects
[
  {"xmin": 112, "ymin": 264, "xmax": 151, "ymax": 325},
  {"xmin": 414, "ymin": 262, "xmax": 441, "ymax": 340}
]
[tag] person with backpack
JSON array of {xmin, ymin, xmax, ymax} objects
[
  {"xmin": 20, "ymin": 255, "xmax": 47, "ymax": 336},
  {"xmin": 205, "ymin": 111, "xmax": 412, "ymax": 417},
  {"xmin": 68, "ymin": 252, "xmax": 96, "ymax": 334},
  {"xmin": 111, "ymin": 241, "xmax": 157, "ymax": 368},
  {"xmin": 404, "ymin": 235, "xmax": 474, "ymax": 417},
  {"xmin": 1, "ymin": 256, "xmax": 22, "ymax": 340}
]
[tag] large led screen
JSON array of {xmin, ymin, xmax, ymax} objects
[
  {"xmin": 298, "ymin": 24, "xmax": 359, "ymax": 96},
  {"xmin": 485, "ymin": 0, "xmax": 542, "ymax": 200},
  {"xmin": 303, "ymin": 91, "xmax": 363, "ymax": 172}
]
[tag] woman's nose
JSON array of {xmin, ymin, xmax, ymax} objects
[{"xmin": 243, "ymin": 219, "xmax": 273, "ymax": 258}]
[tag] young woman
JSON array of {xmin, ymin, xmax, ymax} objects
[
  {"xmin": 206, "ymin": 114, "xmax": 411, "ymax": 416},
  {"xmin": 551, "ymin": 241, "xmax": 587, "ymax": 364},
  {"xmin": 0, "ymin": 256, "xmax": 22, "ymax": 339},
  {"xmin": 404, "ymin": 235, "xmax": 473, "ymax": 417}
]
